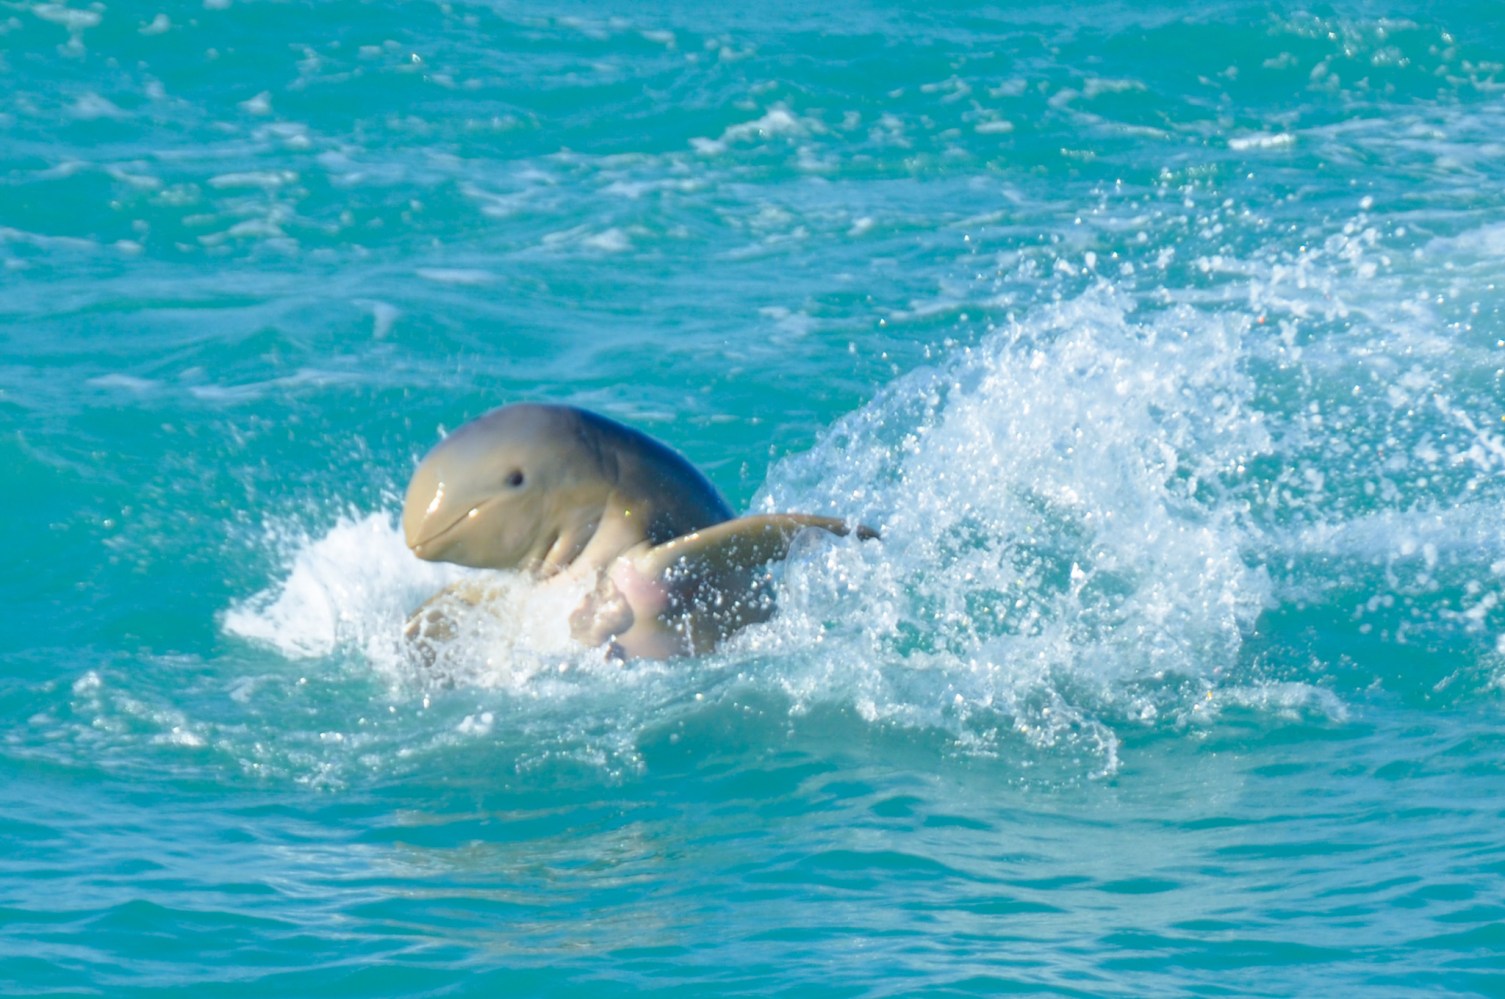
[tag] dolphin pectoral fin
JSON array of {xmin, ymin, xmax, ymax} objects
[
  {"xmin": 641, "ymin": 513, "xmax": 879, "ymax": 579},
  {"xmin": 633, "ymin": 513, "xmax": 878, "ymax": 613},
  {"xmin": 769, "ymin": 514, "xmax": 879, "ymax": 543},
  {"xmin": 608, "ymin": 513, "xmax": 876, "ymax": 656}
]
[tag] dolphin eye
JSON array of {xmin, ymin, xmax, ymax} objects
[{"xmin": 505, "ymin": 469, "xmax": 525, "ymax": 488}]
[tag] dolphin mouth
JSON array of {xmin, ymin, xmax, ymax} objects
[{"xmin": 408, "ymin": 499, "xmax": 493, "ymax": 557}]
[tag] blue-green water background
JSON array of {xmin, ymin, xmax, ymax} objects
[{"xmin": 5, "ymin": 1, "xmax": 1505, "ymax": 994}]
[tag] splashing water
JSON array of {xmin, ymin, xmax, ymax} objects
[
  {"xmin": 220, "ymin": 191, "xmax": 1505, "ymax": 779},
  {"xmin": 223, "ymin": 512, "xmax": 464, "ymax": 668},
  {"xmin": 743, "ymin": 286, "xmax": 1271, "ymax": 767},
  {"xmin": 216, "ymin": 304, "xmax": 1301, "ymax": 775}
]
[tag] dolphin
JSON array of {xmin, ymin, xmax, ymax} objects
[{"xmin": 401, "ymin": 403, "xmax": 877, "ymax": 660}]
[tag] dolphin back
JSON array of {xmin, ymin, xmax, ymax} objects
[{"xmin": 572, "ymin": 407, "xmax": 735, "ymax": 543}]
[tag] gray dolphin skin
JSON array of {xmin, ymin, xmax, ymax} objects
[{"xmin": 401, "ymin": 403, "xmax": 878, "ymax": 660}]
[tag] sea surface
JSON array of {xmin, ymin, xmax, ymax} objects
[{"xmin": 4, "ymin": 1, "xmax": 1505, "ymax": 995}]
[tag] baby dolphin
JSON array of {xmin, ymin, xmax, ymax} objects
[{"xmin": 402, "ymin": 403, "xmax": 877, "ymax": 660}]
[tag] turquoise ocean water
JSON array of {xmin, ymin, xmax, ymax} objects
[{"xmin": 5, "ymin": 1, "xmax": 1505, "ymax": 994}]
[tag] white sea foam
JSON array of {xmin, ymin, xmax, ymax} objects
[
  {"xmin": 238, "ymin": 91, "xmax": 273, "ymax": 115},
  {"xmin": 1290, "ymin": 504, "xmax": 1505, "ymax": 568},
  {"xmin": 31, "ymin": 2, "xmax": 100, "ymax": 31},
  {"xmin": 541, "ymin": 225, "xmax": 634, "ymax": 253},
  {"xmin": 1228, "ymin": 132, "xmax": 1296, "ymax": 152},
  {"xmin": 223, "ymin": 512, "xmax": 603, "ymax": 690},
  {"xmin": 415, "ymin": 267, "xmax": 495, "ymax": 285},
  {"xmin": 352, "ymin": 298, "xmax": 400, "ymax": 339},
  {"xmin": 88, "ymin": 373, "xmax": 161, "ymax": 393},
  {"xmin": 31, "ymin": 1, "xmax": 98, "ymax": 53},
  {"xmin": 186, "ymin": 368, "xmax": 353, "ymax": 402},
  {"xmin": 692, "ymin": 106, "xmax": 812, "ymax": 155},
  {"xmin": 206, "ymin": 170, "xmax": 296, "ymax": 190},
  {"xmin": 223, "ymin": 513, "xmax": 447, "ymax": 661},
  {"xmin": 71, "ymin": 93, "xmax": 125, "ymax": 120},
  {"xmin": 742, "ymin": 286, "xmax": 1284, "ymax": 760},
  {"xmin": 1424, "ymin": 221, "xmax": 1505, "ymax": 261}
]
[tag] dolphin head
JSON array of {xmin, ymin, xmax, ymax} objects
[{"xmin": 402, "ymin": 404, "xmax": 612, "ymax": 573}]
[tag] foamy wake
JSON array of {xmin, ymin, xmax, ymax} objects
[
  {"xmin": 223, "ymin": 513, "xmax": 466, "ymax": 671},
  {"xmin": 221, "ymin": 265, "xmax": 1505, "ymax": 774},
  {"xmin": 223, "ymin": 512, "xmax": 641, "ymax": 690},
  {"xmin": 740, "ymin": 287, "xmax": 1278, "ymax": 767}
]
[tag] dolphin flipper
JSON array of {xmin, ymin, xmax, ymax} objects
[
  {"xmin": 640, "ymin": 514, "xmax": 879, "ymax": 582},
  {"xmin": 571, "ymin": 513, "xmax": 878, "ymax": 657},
  {"xmin": 641, "ymin": 514, "xmax": 878, "ymax": 638}
]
